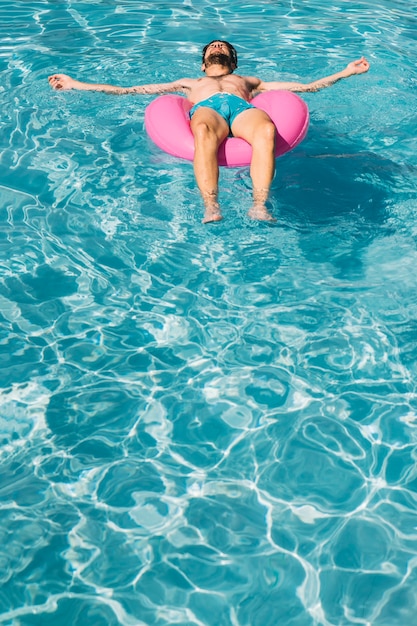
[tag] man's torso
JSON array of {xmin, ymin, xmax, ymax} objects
[{"xmin": 183, "ymin": 74, "xmax": 260, "ymax": 104}]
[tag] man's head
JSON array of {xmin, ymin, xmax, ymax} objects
[{"xmin": 201, "ymin": 40, "xmax": 238, "ymax": 73}]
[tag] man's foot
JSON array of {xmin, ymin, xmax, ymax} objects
[
  {"xmin": 248, "ymin": 204, "xmax": 276, "ymax": 222},
  {"xmin": 202, "ymin": 206, "xmax": 223, "ymax": 224}
]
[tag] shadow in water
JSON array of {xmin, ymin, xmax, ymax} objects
[{"xmin": 269, "ymin": 116, "xmax": 405, "ymax": 278}]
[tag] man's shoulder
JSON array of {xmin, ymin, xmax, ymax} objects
[
  {"xmin": 175, "ymin": 77, "xmax": 201, "ymax": 88},
  {"xmin": 239, "ymin": 74, "xmax": 261, "ymax": 83},
  {"xmin": 181, "ymin": 76, "xmax": 199, "ymax": 82}
]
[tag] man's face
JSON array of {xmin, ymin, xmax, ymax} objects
[
  {"xmin": 204, "ymin": 41, "xmax": 230, "ymax": 59},
  {"xmin": 203, "ymin": 41, "xmax": 234, "ymax": 71}
]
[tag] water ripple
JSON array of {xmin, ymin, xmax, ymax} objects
[{"xmin": 1, "ymin": 1, "xmax": 417, "ymax": 625}]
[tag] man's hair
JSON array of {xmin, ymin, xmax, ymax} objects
[{"xmin": 201, "ymin": 40, "xmax": 238, "ymax": 68}]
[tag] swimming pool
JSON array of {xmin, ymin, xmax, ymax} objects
[{"xmin": 1, "ymin": 0, "xmax": 417, "ymax": 624}]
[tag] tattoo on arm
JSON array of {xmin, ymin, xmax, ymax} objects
[{"xmin": 126, "ymin": 81, "xmax": 189, "ymax": 96}]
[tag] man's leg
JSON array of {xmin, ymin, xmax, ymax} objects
[
  {"xmin": 190, "ymin": 107, "xmax": 229, "ymax": 223},
  {"xmin": 231, "ymin": 108, "xmax": 276, "ymax": 221}
]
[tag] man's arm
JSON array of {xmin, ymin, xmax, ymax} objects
[
  {"xmin": 255, "ymin": 57, "xmax": 370, "ymax": 93},
  {"xmin": 48, "ymin": 73, "xmax": 194, "ymax": 95}
]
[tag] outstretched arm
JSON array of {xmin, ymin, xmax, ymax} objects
[
  {"xmin": 256, "ymin": 57, "xmax": 370, "ymax": 93},
  {"xmin": 48, "ymin": 73, "xmax": 193, "ymax": 95}
]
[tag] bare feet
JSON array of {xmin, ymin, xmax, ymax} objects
[
  {"xmin": 249, "ymin": 188, "xmax": 276, "ymax": 222},
  {"xmin": 202, "ymin": 205, "xmax": 223, "ymax": 224},
  {"xmin": 248, "ymin": 204, "xmax": 276, "ymax": 222},
  {"xmin": 201, "ymin": 191, "xmax": 223, "ymax": 224}
]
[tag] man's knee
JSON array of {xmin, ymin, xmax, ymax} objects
[
  {"xmin": 192, "ymin": 120, "xmax": 221, "ymax": 144},
  {"xmin": 258, "ymin": 119, "xmax": 276, "ymax": 145},
  {"xmin": 234, "ymin": 114, "xmax": 276, "ymax": 147},
  {"xmin": 192, "ymin": 121, "xmax": 213, "ymax": 139}
]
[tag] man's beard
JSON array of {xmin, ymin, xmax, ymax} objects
[{"xmin": 204, "ymin": 52, "xmax": 234, "ymax": 71}]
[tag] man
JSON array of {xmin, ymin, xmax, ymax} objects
[{"xmin": 49, "ymin": 40, "xmax": 370, "ymax": 224}]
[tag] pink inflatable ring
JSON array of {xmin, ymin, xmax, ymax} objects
[{"xmin": 145, "ymin": 91, "xmax": 309, "ymax": 168}]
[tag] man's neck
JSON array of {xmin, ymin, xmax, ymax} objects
[{"xmin": 204, "ymin": 66, "xmax": 233, "ymax": 78}]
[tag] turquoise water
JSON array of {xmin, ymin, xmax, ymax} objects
[{"xmin": 1, "ymin": 0, "xmax": 417, "ymax": 624}]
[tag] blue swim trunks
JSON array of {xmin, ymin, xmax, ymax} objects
[{"xmin": 189, "ymin": 92, "xmax": 255, "ymax": 131}]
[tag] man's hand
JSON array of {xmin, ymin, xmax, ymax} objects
[
  {"xmin": 48, "ymin": 74, "xmax": 78, "ymax": 90},
  {"xmin": 346, "ymin": 57, "xmax": 370, "ymax": 75}
]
